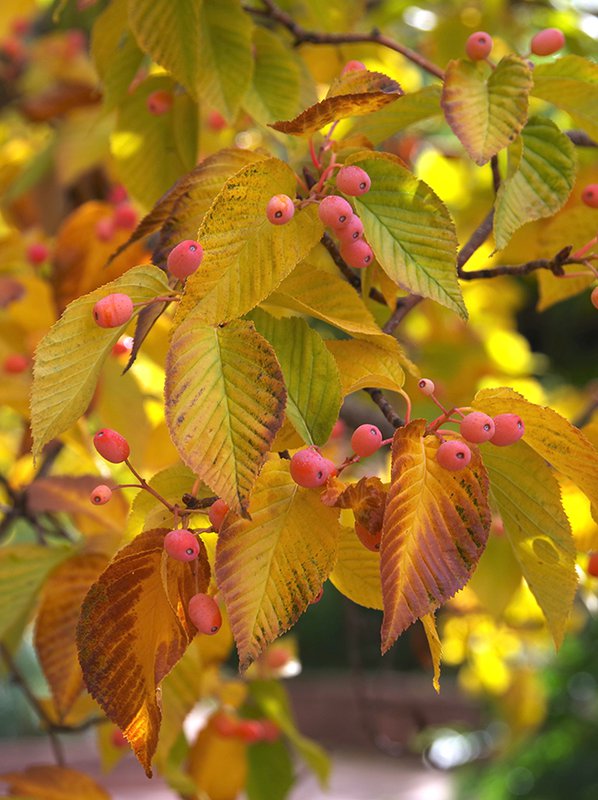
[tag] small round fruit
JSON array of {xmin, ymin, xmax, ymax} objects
[
  {"xmin": 591, "ymin": 286, "xmax": 598, "ymax": 310},
  {"xmin": 341, "ymin": 60, "xmax": 366, "ymax": 75},
  {"xmin": 26, "ymin": 242, "xmax": 49, "ymax": 265},
  {"xmin": 207, "ymin": 110, "xmax": 227, "ymax": 131},
  {"xmin": 355, "ymin": 522, "xmax": 382, "ymax": 552},
  {"xmin": 340, "ymin": 239, "xmax": 373, "ymax": 269},
  {"xmin": 260, "ymin": 720, "xmax": 281, "ymax": 742},
  {"xmin": 95, "ymin": 216, "xmax": 115, "ymax": 242},
  {"xmin": 113, "ymin": 203, "xmax": 138, "ymax": 230},
  {"xmin": 310, "ymin": 588, "xmax": 324, "ymax": 604},
  {"xmin": 164, "ymin": 529, "xmax": 199, "ymax": 562},
  {"xmin": 582, "ymin": 184, "xmax": 598, "ymax": 209},
  {"xmin": 531, "ymin": 28, "xmax": 565, "ymax": 56},
  {"xmin": 146, "ymin": 89, "xmax": 173, "ymax": 116},
  {"xmin": 465, "ymin": 31, "xmax": 493, "ymax": 61},
  {"xmin": 235, "ymin": 719, "xmax": 265, "ymax": 743},
  {"xmin": 3, "ymin": 354, "xmax": 29, "ymax": 374},
  {"xmin": 108, "ymin": 184, "xmax": 128, "ymax": 205},
  {"xmin": 490, "ymin": 414, "xmax": 525, "ymax": 446},
  {"xmin": 90, "ymin": 484, "xmax": 112, "ymax": 505},
  {"xmin": 266, "ymin": 194, "xmax": 295, "ymax": 225},
  {"xmin": 188, "ymin": 593, "xmax": 222, "ymax": 635},
  {"xmin": 208, "ymin": 498, "xmax": 229, "ymax": 531},
  {"xmin": 351, "ymin": 424, "xmax": 383, "ymax": 457},
  {"xmin": 212, "ymin": 712, "xmax": 239, "ymax": 738},
  {"xmin": 265, "ymin": 646, "xmax": 290, "ymax": 670},
  {"xmin": 336, "ymin": 166, "xmax": 371, "ymax": 196},
  {"xmin": 93, "ymin": 293, "xmax": 134, "ymax": 328},
  {"xmin": 337, "ymin": 214, "xmax": 364, "ymax": 243},
  {"xmin": 459, "ymin": 411, "xmax": 496, "ymax": 444},
  {"xmin": 418, "ymin": 378, "xmax": 435, "ymax": 396},
  {"xmin": 587, "ymin": 552, "xmax": 598, "ymax": 578},
  {"xmin": 166, "ymin": 240, "xmax": 204, "ymax": 280},
  {"xmin": 111, "ymin": 729, "xmax": 128, "ymax": 748},
  {"xmin": 436, "ymin": 439, "xmax": 472, "ymax": 471},
  {"xmin": 318, "ymin": 195, "xmax": 353, "ymax": 229},
  {"xmin": 112, "ymin": 335, "xmax": 134, "ymax": 357},
  {"xmin": 289, "ymin": 448, "xmax": 331, "ymax": 488},
  {"xmin": 93, "ymin": 428, "xmax": 130, "ymax": 463}
]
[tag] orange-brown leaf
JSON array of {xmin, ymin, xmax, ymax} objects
[
  {"xmin": 76, "ymin": 529, "xmax": 210, "ymax": 776},
  {"xmin": 380, "ymin": 420, "xmax": 491, "ymax": 653},
  {"xmin": 0, "ymin": 765, "xmax": 110, "ymax": 799},
  {"xmin": 35, "ymin": 552, "xmax": 109, "ymax": 721},
  {"xmin": 330, "ymin": 475, "xmax": 387, "ymax": 532}
]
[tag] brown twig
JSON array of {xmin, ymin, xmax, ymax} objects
[
  {"xmin": 457, "ymin": 210, "xmax": 495, "ymax": 273},
  {"xmin": 364, "ymin": 388, "xmax": 404, "ymax": 428},
  {"xmin": 458, "ymin": 246, "xmax": 575, "ymax": 281},
  {"xmin": 383, "ymin": 294, "xmax": 423, "ymax": 335}
]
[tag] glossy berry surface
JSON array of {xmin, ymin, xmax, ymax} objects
[
  {"xmin": 188, "ymin": 593, "xmax": 222, "ymax": 635},
  {"xmin": 208, "ymin": 498, "xmax": 229, "ymax": 531},
  {"xmin": 490, "ymin": 414, "xmax": 525, "ymax": 446},
  {"xmin": 340, "ymin": 239, "xmax": 373, "ymax": 269},
  {"xmin": 166, "ymin": 240, "xmax": 204, "ymax": 280},
  {"xmin": 582, "ymin": 184, "xmax": 598, "ymax": 209},
  {"xmin": 164, "ymin": 529, "xmax": 200, "ymax": 562},
  {"xmin": 341, "ymin": 60, "xmax": 366, "ymax": 75},
  {"xmin": 93, "ymin": 293, "xmax": 133, "ymax": 328},
  {"xmin": 418, "ymin": 378, "xmax": 435, "ymax": 396},
  {"xmin": 436, "ymin": 439, "xmax": 472, "ymax": 471},
  {"xmin": 113, "ymin": 203, "xmax": 138, "ymax": 230},
  {"xmin": 318, "ymin": 195, "xmax": 353, "ymax": 229},
  {"xmin": 531, "ymin": 28, "xmax": 565, "ymax": 56},
  {"xmin": 90, "ymin": 484, "xmax": 112, "ymax": 505},
  {"xmin": 337, "ymin": 214, "xmax": 364, "ymax": 243},
  {"xmin": 290, "ymin": 448, "xmax": 332, "ymax": 488},
  {"xmin": 3, "ymin": 354, "xmax": 29, "ymax": 374},
  {"xmin": 26, "ymin": 242, "xmax": 49, "ymax": 265},
  {"xmin": 588, "ymin": 553, "xmax": 598, "ymax": 578},
  {"xmin": 460, "ymin": 411, "xmax": 496, "ymax": 443},
  {"xmin": 266, "ymin": 194, "xmax": 295, "ymax": 225},
  {"xmin": 336, "ymin": 166, "xmax": 371, "ymax": 196},
  {"xmin": 355, "ymin": 522, "xmax": 382, "ymax": 552},
  {"xmin": 146, "ymin": 89, "xmax": 173, "ymax": 115},
  {"xmin": 93, "ymin": 428, "xmax": 130, "ymax": 463},
  {"xmin": 591, "ymin": 287, "xmax": 598, "ymax": 310},
  {"xmin": 465, "ymin": 31, "xmax": 493, "ymax": 60},
  {"xmin": 351, "ymin": 424, "xmax": 383, "ymax": 457}
]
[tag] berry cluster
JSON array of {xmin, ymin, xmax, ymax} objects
[
  {"xmin": 212, "ymin": 711, "xmax": 280, "ymax": 743},
  {"xmin": 464, "ymin": 27, "xmax": 565, "ymax": 62},
  {"xmin": 95, "ymin": 189, "xmax": 138, "ymax": 243}
]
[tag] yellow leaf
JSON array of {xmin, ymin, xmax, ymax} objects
[
  {"xmin": 467, "ymin": 532, "xmax": 522, "ymax": 618},
  {"xmin": 421, "ymin": 613, "xmax": 442, "ymax": 693},
  {"xmin": 215, "ymin": 458, "xmax": 342, "ymax": 668},
  {"xmin": 325, "ymin": 336, "xmax": 408, "ymax": 396},
  {"xmin": 243, "ymin": 26, "xmax": 302, "ymax": 125},
  {"xmin": 165, "ymin": 319, "xmax": 286, "ymax": 516},
  {"xmin": 0, "ymin": 765, "xmax": 110, "ymax": 800},
  {"xmin": 77, "ymin": 529, "xmax": 210, "ymax": 776},
  {"xmin": 329, "ymin": 525, "xmax": 383, "ymax": 610},
  {"xmin": 381, "ymin": 420, "xmax": 491, "ymax": 653},
  {"xmin": 187, "ymin": 717, "xmax": 248, "ymax": 800},
  {"xmin": 175, "ymin": 157, "xmax": 324, "ymax": 325},
  {"xmin": 34, "ymin": 553, "xmax": 108, "ymax": 721}
]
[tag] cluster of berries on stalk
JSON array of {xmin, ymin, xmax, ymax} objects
[{"xmin": 211, "ymin": 711, "xmax": 280, "ymax": 744}]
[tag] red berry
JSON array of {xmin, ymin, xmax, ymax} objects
[
  {"xmin": 265, "ymin": 646, "xmax": 290, "ymax": 670},
  {"xmin": 266, "ymin": 194, "xmax": 295, "ymax": 225},
  {"xmin": 167, "ymin": 240, "xmax": 204, "ymax": 280},
  {"xmin": 465, "ymin": 31, "xmax": 493, "ymax": 61},
  {"xmin": 26, "ymin": 242, "xmax": 49, "ymax": 265},
  {"xmin": 355, "ymin": 522, "xmax": 382, "ymax": 552},
  {"xmin": 490, "ymin": 414, "xmax": 525, "ymax": 447},
  {"xmin": 330, "ymin": 418, "xmax": 346, "ymax": 439},
  {"xmin": 11, "ymin": 17, "xmax": 31, "ymax": 36},
  {"xmin": 260, "ymin": 720, "xmax": 281, "ymax": 742},
  {"xmin": 146, "ymin": 89, "xmax": 173, "ymax": 115},
  {"xmin": 310, "ymin": 588, "xmax": 324, "ymax": 604},
  {"xmin": 93, "ymin": 428, "xmax": 130, "ymax": 463},
  {"xmin": 113, "ymin": 203, "xmax": 138, "ymax": 230},
  {"xmin": 212, "ymin": 712, "xmax": 239, "ymax": 738},
  {"xmin": 436, "ymin": 439, "xmax": 472, "ymax": 471},
  {"xmin": 235, "ymin": 719, "xmax": 265, "ymax": 743},
  {"xmin": 90, "ymin": 484, "xmax": 112, "ymax": 505},
  {"xmin": 339, "ymin": 239, "xmax": 373, "ymax": 269},
  {"xmin": 341, "ymin": 60, "xmax": 366, "ymax": 75},
  {"xmin": 111, "ymin": 729, "xmax": 128, "ymax": 748},
  {"xmin": 337, "ymin": 214, "xmax": 364, "ymax": 244},
  {"xmin": 531, "ymin": 28, "xmax": 565, "ymax": 57},
  {"xmin": 582, "ymin": 184, "xmax": 598, "ymax": 209},
  {"xmin": 208, "ymin": 498, "xmax": 229, "ymax": 531},
  {"xmin": 351, "ymin": 424, "xmax": 383, "ymax": 457},
  {"xmin": 95, "ymin": 216, "xmax": 115, "ymax": 242},
  {"xmin": 111, "ymin": 335, "xmax": 134, "ymax": 357},
  {"xmin": 290, "ymin": 448, "xmax": 333, "ymax": 488},
  {"xmin": 164, "ymin": 529, "xmax": 199, "ymax": 562},
  {"xmin": 336, "ymin": 166, "xmax": 371, "ymax": 196},
  {"xmin": 588, "ymin": 553, "xmax": 598, "ymax": 578},
  {"xmin": 92, "ymin": 293, "xmax": 134, "ymax": 328},
  {"xmin": 207, "ymin": 110, "xmax": 227, "ymax": 131},
  {"xmin": 3, "ymin": 354, "xmax": 29, "ymax": 374},
  {"xmin": 591, "ymin": 287, "xmax": 598, "ymax": 310},
  {"xmin": 108, "ymin": 184, "xmax": 128, "ymax": 205},
  {"xmin": 318, "ymin": 195, "xmax": 353, "ymax": 229},
  {"xmin": 418, "ymin": 378, "xmax": 435, "ymax": 396},
  {"xmin": 459, "ymin": 411, "xmax": 496, "ymax": 444},
  {"xmin": 188, "ymin": 593, "xmax": 222, "ymax": 635}
]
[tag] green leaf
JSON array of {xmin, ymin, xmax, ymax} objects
[
  {"xmin": 175, "ymin": 157, "xmax": 324, "ymax": 325},
  {"xmin": 243, "ymin": 26, "xmax": 301, "ymax": 126},
  {"xmin": 164, "ymin": 319, "xmax": 286, "ymax": 516},
  {"xmin": 247, "ymin": 740, "xmax": 294, "ymax": 800},
  {"xmin": 494, "ymin": 117, "xmax": 577, "ymax": 250},
  {"xmin": 442, "ymin": 55, "xmax": 533, "ymax": 166},
  {"xmin": 481, "ymin": 440, "xmax": 577, "ymax": 649},
  {"xmin": 31, "ymin": 265, "xmax": 170, "ymax": 460},
  {"xmin": 349, "ymin": 152, "xmax": 465, "ymax": 317},
  {"xmin": 92, "ymin": 0, "xmax": 145, "ymax": 111},
  {"xmin": 531, "ymin": 55, "xmax": 598, "ymax": 140},
  {"xmin": 249, "ymin": 310, "xmax": 342, "ymax": 446},
  {"xmin": 346, "ymin": 84, "xmax": 442, "ymax": 145}
]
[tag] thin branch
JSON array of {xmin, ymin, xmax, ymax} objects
[
  {"xmin": 459, "ymin": 245, "xmax": 575, "ymax": 281},
  {"xmin": 457, "ymin": 210, "xmax": 495, "ymax": 273},
  {"xmin": 364, "ymin": 388, "xmax": 404, "ymax": 428},
  {"xmin": 383, "ymin": 294, "xmax": 423, "ymax": 335}
]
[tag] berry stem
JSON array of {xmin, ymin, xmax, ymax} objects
[
  {"xmin": 132, "ymin": 295, "xmax": 180, "ymax": 309},
  {"xmin": 309, "ymin": 137, "xmax": 321, "ymax": 170},
  {"xmin": 124, "ymin": 459, "xmax": 176, "ymax": 514},
  {"xmin": 427, "ymin": 407, "xmax": 461, "ymax": 433}
]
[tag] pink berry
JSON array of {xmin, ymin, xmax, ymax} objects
[
  {"xmin": 95, "ymin": 216, "xmax": 115, "ymax": 242},
  {"xmin": 490, "ymin": 414, "xmax": 525, "ymax": 446},
  {"xmin": 351, "ymin": 424, "xmax": 383, "ymax": 457},
  {"xmin": 318, "ymin": 195, "xmax": 353, "ymax": 229},
  {"xmin": 90, "ymin": 484, "xmax": 112, "ymax": 505},
  {"xmin": 588, "ymin": 553, "xmax": 598, "ymax": 578},
  {"xmin": 259, "ymin": 720, "xmax": 281, "ymax": 742},
  {"xmin": 418, "ymin": 378, "xmax": 435, "ymax": 396},
  {"xmin": 465, "ymin": 31, "xmax": 493, "ymax": 61},
  {"xmin": 146, "ymin": 89, "xmax": 173, "ymax": 116},
  {"xmin": 591, "ymin": 286, "xmax": 598, "ymax": 310},
  {"xmin": 339, "ymin": 239, "xmax": 374, "ymax": 269},
  {"xmin": 337, "ymin": 214, "xmax": 364, "ymax": 243},
  {"xmin": 207, "ymin": 110, "xmax": 227, "ymax": 131},
  {"xmin": 93, "ymin": 428, "xmax": 130, "ymax": 463},
  {"xmin": 208, "ymin": 498, "xmax": 229, "ymax": 531},
  {"xmin": 336, "ymin": 166, "xmax": 371, "ymax": 196},
  {"xmin": 355, "ymin": 522, "xmax": 382, "ymax": 552},
  {"xmin": 111, "ymin": 729, "xmax": 128, "ymax": 748},
  {"xmin": 26, "ymin": 242, "xmax": 49, "ymax": 265},
  {"xmin": 3, "ymin": 354, "xmax": 29, "ymax": 374},
  {"xmin": 266, "ymin": 194, "xmax": 295, "ymax": 225},
  {"xmin": 164, "ymin": 529, "xmax": 200, "ymax": 562},
  {"xmin": 92, "ymin": 293, "xmax": 134, "ymax": 328},
  {"xmin": 531, "ymin": 28, "xmax": 565, "ymax": 57},
  {"xmin": 111, "ymin": 335, "xmax": 134, "ymax": 357},
  {"xmin": 290, "ymin": 448, "xmax": 333, "ymax": 488},
  {"xmin": 166, "ymin": 240, "xmax": 204, "ymax": 280},
  {"xmin": 582, "ymin": 184, "xmax": 598, "ymax": 209},
  {"xmin": 113, "ymin": 203, "xmax": 138, "ymax": 230},
  {"xmin": 108, "ymin": 184, "xmax": 128, "ymax": 205},
  {"xmin": 341, "ymin": 60, "xmax": 366, "ymax": 75},
  {"xmin": 188, "ymin": 593, "xmax": 222, "ymax": 635},
  {"xmin": 436, "ymin": 439, "xmax": 472, "ymax": 471},
  {"xmin": 459, "ymin": 411, "xmax": 496, "ymax": 444},
  {"xmin": 235, "ymin": 720, "xmax": 265, "ymax": 743}
]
